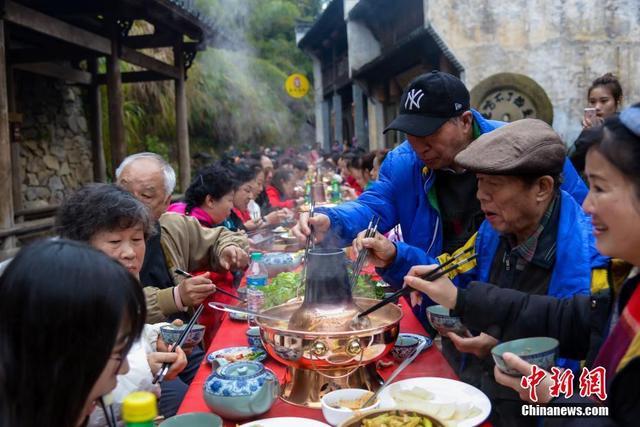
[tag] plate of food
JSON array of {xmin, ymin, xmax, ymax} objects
[
  {"xmin": 272, "ymin": 226, "xmax": 288, "ymax": 234},
  {"xmin": 377, "ymin": 377, "xmax": 491, "ymax": 427},
  {"xmin": 341, "ymin": 408, "xmax": 445, "ymax": 427},
  {"xmin": 239, "ymin": 417, "xmax": 330, "ymax": 427},
  {"xmin": 207, "ymin": 346, "xmax": 267, "ymax": 366}
]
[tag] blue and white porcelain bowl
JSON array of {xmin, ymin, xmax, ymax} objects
[
  {"xmin": 159, "ymin": 324, "xmax": 206, "ymax": 347},
  {"xmin": 426, "ymin": 305, "xmax": 467, "ymax": 336},
  {"xmin": 203, "ymin": 361, "xmax": 279, "ymax": 420},
  {"xmin": 246, "ymin": 326, "xmax": 264, "ymax": 349},
  {"xmin": 492, "ymin": 337, "xmax": 559, "ymax": 376},
  {"xmin": 391, "ymin": 334, "xmax": 421, "ymax": 362}
]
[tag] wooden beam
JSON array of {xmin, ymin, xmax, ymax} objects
[
  {"xmin": 13, "ymin": 62, "xmax": 92, "ymax": 85},
  {"xmin": 7, "ymin": 65, "xmax": 22, "ymax": 215},
  {"xmin": 123, "ymin": 33, "xmax": 177, "ymax": 49},
  {"xmin": 0, "ymin": 217, "xmax": 56, "ymax": 239},
  {"xmin": 0, "ymin": 20, "xmax": 15, "ymax": 235},
  {"xmin": 88, "ymin": 59, "xmax": 106, "ymax": 182},
  {"xmin": 9, "ymin": 47, "xmax": 100, "ymax": 64},
  {"xmin": 5, "ymin": 1, "xmax": 180, "ymax": 79},
  {"xmin": 107, "ymin": 31, "xmax": 126, "ymax": 173},
  {"xmin": 120, "ymin": 46, "xmax": 180, "ymax": 79},
  {"xmin": 128, "ymin": 0, "xmax": 206, "ymax": 40},
  {"xmin": 95, "ymin": 70, "xmax": 174, "ymax": 85},
  {"xmin": 4, "ymin": 1, "xmax": 111, "ymax": 55},
  {"xmin": 174, "ymin": 43, "xmax": 190, "ymax": 192}
]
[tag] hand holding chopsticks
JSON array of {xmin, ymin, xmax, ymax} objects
[
  {"xmin": 175, "ymin": 268, "xmax": 245, "ymax": 302},
  {"xmin": 152, "ymin": 268, "xmax": 213, "ymax": 385},
  {"xmin": 354, "ymin": 247, "xmax": 477, "ymax": 321},
  {"xmin": 350, "ymin": 216, "xmax": 380, "ymax": 289},
  {"xmin": 152, "ymin": 301, "xmax": 203, "ymax": 384}
]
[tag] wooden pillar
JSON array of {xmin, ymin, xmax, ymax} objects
[
  {"xmin": 332, "ymin": 92, "xmax": 343, "ymax": 145},
  {"xmin": 88, "ymin": 59, "xmax": 106, "ymax": 182},
  {"xmin": 0, "ymin": 20, "xmax": 15, "ymax": 239},
  {"xmin": 352, "ymin": 83, "xmax": 367, "ymax": 150},
  {"xmin": 174, "ymin": 43, "xmax": 190, "ymax": 192},
  {"xmin": 7, "ymin": 64, "xmax": 22, "ymax": 215},
  {"xmin": 321, "ymin": 98, "xmax": 331, "ymax": 150},
  {"xmin": 107, "ymin": 27, "xmax": 126, "ymax": 174}
]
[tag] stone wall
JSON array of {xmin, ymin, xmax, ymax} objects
[
  {"xmin": 426, "ymin": 0, "xmax": 640, "ymax": 144},
  {"xmin": 17, "ymin": 73, "xmax": 93, "ymax": 209}
]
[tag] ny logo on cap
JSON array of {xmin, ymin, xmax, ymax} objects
[
  {"xmin": 454, "ymin": 103, "xmax": 462, "ymax": 111},
  {"xmin": 405, "ymin": 89, "xmax": 424, "ymax": 111}
]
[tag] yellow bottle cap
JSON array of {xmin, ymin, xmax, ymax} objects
[{"xmin": 122, "ymin": 391, "xmax": 157, "ymax": 423}]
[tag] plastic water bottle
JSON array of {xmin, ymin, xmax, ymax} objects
[
  {"xmin": 246, "ymin": 252, "xmax": 268, "ymax": 326},
  {"xmin": 122, "ymin": 391, "xmax": 156, "ymax": 427}
]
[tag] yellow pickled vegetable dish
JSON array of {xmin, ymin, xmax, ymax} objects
[{"xmin": 362, "ymin": 412, "xmax": 433, "ymax": 427}]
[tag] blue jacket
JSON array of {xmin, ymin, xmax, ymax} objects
[
  {"xmin": 445, "ymin": 190, "xmax": 608, "ymax": 297},
  {"xmin": 429, "ymin": 190, "xmax": 610, "ymax": 371},
  {"xmin": 317, "ymin": 110, "xmax": 589, "ymax": 287}
]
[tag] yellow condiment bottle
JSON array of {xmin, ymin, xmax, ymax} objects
[{"xmin": 122, "ymin": 391, "xmax": 157, "ymax": 427}]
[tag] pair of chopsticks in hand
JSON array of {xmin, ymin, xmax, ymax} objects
[
  {"xmin": 355, "ymin": 246, "xmax": 477, "ymax": 320},
  {"xmin": 351, "ymin": 216, "xmax": 381, "ymax": 289},
  {"xmin": 153, "ymin": 268, "xmax": 243, "ymax": 385},
  {"xmin": 174, "ymin": 268, "xmax": 245, "ymax": 303},
  {"xmin": 152, "ymin": 301, "xmax": 204, "ymax": 384}
]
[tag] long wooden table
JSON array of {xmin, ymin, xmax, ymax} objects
[{"xmin": 176, "ymin": 301, "xmax": 479, "ymax": 426}]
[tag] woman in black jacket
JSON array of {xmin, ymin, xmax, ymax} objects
[{"xmin": 405, "ymin": 104, "xmax": 640, "ymax": 426}]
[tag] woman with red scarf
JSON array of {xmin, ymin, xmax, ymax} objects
[
  {"xmin": 167, "ymin": 164, "xmax": 239, "ymax": 346},
  {"xmin": 265, "ymin": 168, "xmax": 301, "ymax": 209}
]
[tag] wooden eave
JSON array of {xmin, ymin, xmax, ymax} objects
[{"xmin": 2, "ymin": 0, "xmax": 214, "ymax": 85}]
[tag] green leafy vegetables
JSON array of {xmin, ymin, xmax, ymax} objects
[{"xmin": 262, "ymin": 272, "xmax": 385, "ymax": 309}]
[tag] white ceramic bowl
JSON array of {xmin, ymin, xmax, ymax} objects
[{"xmin": 321, "ymin": 388, "xmax": 380, "ymax": 426}]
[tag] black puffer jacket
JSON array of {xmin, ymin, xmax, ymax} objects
[{"xmin": 455, "ymin": 277, "xmax": 640, "ymax": 426}]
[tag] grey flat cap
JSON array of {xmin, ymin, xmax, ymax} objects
[{"xmin": 455, "ymin": 119, "xmax": 565, "ymax": 175}]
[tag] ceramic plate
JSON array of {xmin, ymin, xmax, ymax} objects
[
  {"xmin": 239, "ymin": 417, "xmax": 330, "ymax": 427},
  {"xmin": 207, "ymin": 346, "xmax": 267, "ymax": 366},
  {"xmin": 398, "ymin": 333, "xmax": 433, "ymax": 352},
  {"xmin": 378, "ymin": 377, "xmax": 491, "ymax": 427}
]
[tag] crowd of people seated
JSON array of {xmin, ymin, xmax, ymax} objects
[{"xmin": 1, "ymin": 70, "xmax": 638, "ymax": 427}]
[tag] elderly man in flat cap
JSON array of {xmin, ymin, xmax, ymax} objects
[
  {"xmin": 401, "ymin": 119, "xmax": 610, "ymax": 426},
  {"xmin": 292, "ymin": 71, "xmax": 587, "ymax": 334}
]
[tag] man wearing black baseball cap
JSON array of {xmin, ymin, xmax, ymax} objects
[{"xmin": 292, "ymin": 71, "xmax": 587, "ymax": 320}]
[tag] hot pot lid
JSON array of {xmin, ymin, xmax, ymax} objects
[{"xmin": 217, "ymin": 361, "xmax": 264, "ymax": 379}]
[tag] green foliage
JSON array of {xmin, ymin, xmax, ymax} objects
[
  {"xmin": 263, "ymin": 272, "xmax": 384, "ymax": 309},
  {"xmin": 115, "ymin": 0, "xmax": 320, "ymax": 164}
]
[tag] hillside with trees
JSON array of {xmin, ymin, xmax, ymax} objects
[{"xmin": 105, "ymin": 0, "xmax": 321, "ymax": 167}]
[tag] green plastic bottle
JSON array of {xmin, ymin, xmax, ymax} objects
[
  {"xmin": 331, "ymin": 178, "xmax": 341, "ymax": 203},
  {"xmin": 122, "ymin": 391, "xmax": 157, "ymax": 427}
]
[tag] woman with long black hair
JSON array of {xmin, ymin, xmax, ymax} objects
[{"xmin": 0, "ymin": 239, "xmax": 147, "ymax": 427}]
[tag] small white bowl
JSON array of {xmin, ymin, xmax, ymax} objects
[{"xmin": 320, "ymin": 388, "xmax": 380, "ymax": 426}]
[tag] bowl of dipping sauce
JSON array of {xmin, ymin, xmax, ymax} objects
[{"xmin": 321, "ymin": 388, "xmax": 379, "ymax": 426}]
